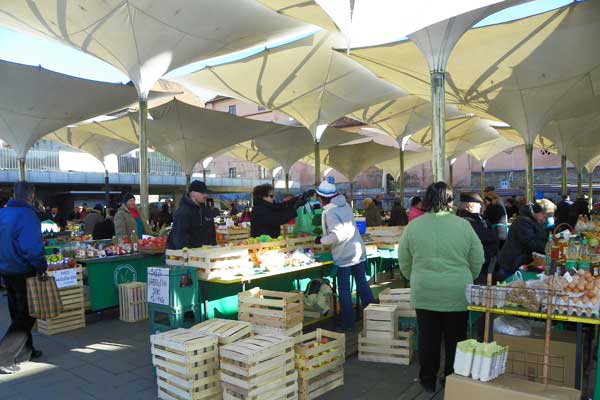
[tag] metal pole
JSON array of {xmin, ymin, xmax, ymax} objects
[
  {"xmin": 589, "ymin": 168, "xmax": 594, "ymax": 210},
  {"xmin": 349, "ymin": 182, "xmax": 354, "ymax": 209},
  {"xmin": 398, "ymin": 148, "xmax": 405, "ymax": 201},
  {"xmin": 314, "ymin": 140, "xmax": 321, "ymax": 186},
  {"xmin": 561, "ymin": 155, "xmax": 568, "ymax": 197},
  {"xmin": 449, "ymin": 160, "xmax": 454, "ymax": 187},
  {"xmin": 138, "ymin": 96, "xmax": 149, "ymax": 220},
  {"xmin": 271, "ymin": 169, "xmax": 275, "ymax": 189},
  {"xmin": 525, "ymin": 143, "xmax": 534, "ymax": 203},
  {"xmin": 202, "ymin": 169, "xmax": 207, "ymax": 183},
  {"xmin": 430, "ymin": 70, "xmax": 446, "ymax": 182},
  {"xmin": 185, "ymin": 174, "xmax": 191, "ymax": 192},
  {"xmin": 285, "ymin": 173, "xmax": 289, "ymax": 192},
  {"xmin": 104, "ymin": 169, "xmax": 110, "ymax": 215},
  {"xmin": 577, "ymin": 171, "xmax": 583, "ymax": 198},
  {"xmin": 480, "ymin": 163, "xmax": 485, "ymax": 196},
  {"xmin": 17, "ymin": 157, "xmax": 25, "ymax": 181}
]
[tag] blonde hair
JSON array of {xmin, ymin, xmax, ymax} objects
[
  {"xmin": 484, "ymin": 191, "xmax": 500, "ymax": 204},
  {"xmin": 363, "ymin": 198, "xmax": 373, "ymax": 209}
]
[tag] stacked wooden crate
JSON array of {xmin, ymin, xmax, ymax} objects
[
  {"xmin": 187, "ymin": 247, "xmax": 253, "ymax": 281},
  {"xmin": 378, "ymin": 288, "xmax": 416, "ymax": 317},
  {"xmin": 238, "ymin": 288, "xmax": 304, "ymax": 341},
  {"xmin": 366, "ymin": 226, "xmax": 403, "ymax": 247},
  {"xmin": 151, "ymin": 329, "xmax": 221, "ymax": 400},
  {"xmin": 295, "ymin": 329, "xmax": 345, "ymax": 400},
  {"xmin": 216, "ymin": 226, "xmax": 250, "ymax": 243},
  {"xmin": 220, "ymin": 334, "xmax": 297, "ymax": 400},
  {"xmin": 358, "ymin": 304, "xmax": 412, "ymax": 365},
  {"xmin": 191, "ymin": 318, "xmax": 252, "ymax": 345},
  {"xmin": 119, "ymin": 282, "xmax": 148, "ymax": 322},
  {"xmin": 38, "ymin": 265, "xmax": 85, "ymax": 335}
]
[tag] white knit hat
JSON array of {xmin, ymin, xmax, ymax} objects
[{"xmin": 316, "ymin": 176, "xmax": 337, "ymax": 198}]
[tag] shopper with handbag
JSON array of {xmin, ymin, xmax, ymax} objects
[{"xmin": 0, "ymin": 181, "xmax": 48, "ymax": 373}]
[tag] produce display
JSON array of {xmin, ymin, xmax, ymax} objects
[
  {"xmin": 138, "ymin": 236, "xmax": 167, "ymax": 253},
  {"xmin": 60, "ymin": 240, "xmax": 137, "ymax": 260},
  {"xmin": 46, "ymin": 254, "xmax": 78, "ymax": 270}
]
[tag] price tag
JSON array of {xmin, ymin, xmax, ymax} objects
[
  {"xmin": 147, "ymin": 267, "xmax": 170, "ymax": 306},
  {"xmin": 564, "ymin": 271, "xmax": 573, "ymax": 283},
  {"xmin": 53, "ymin": 268, "xmax": 78, "ymax": 289}
]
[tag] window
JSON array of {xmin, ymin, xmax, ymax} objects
[
  {"xmin": 228, "ymin": 167, "xmax": 237, "ymax": 178},
  {"xmin": 228, "ymin": 105, "xmax": 237, "ymax": 115},
  {"xmin": 257, "ymin": 105, "xmax": 265, "ymax": 111}
]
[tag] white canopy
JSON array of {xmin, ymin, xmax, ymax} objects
[
  {"xmin": 467, "ymin": 136, "xmax": 520, "ymax": 163},
  {"xmin": 225, "ymin": 141, "xmax": 280, "ymax": 171},
  {"xmin": 0, "ymin": 60, "xmax": 140, "ymax": 159},
  {"xmin": 323, "ymin": 140, "xmax": 399, "ymax": 181},
  {"xmin": 255, "ymin": 0, "xmax": 509, "ymax": 49},
  {"xmin": 0, "ymin": 0, "xmax": 310, "ymax": 95},
  {"xmin": 174, "ymin": 31, "xmax": 403, "ymax": 140},
  {"xmin": 347, "ymin": 1, "xmax": 600, "ymax": 145},
  {"xmin": 47, "ymin": 127, "xmax": 136, "ymax": 166},
  {"xmin": 376, "ymin": 150, "xmax": 433, "ymax": 179}
]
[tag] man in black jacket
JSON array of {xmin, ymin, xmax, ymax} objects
[
  {"xmin": 250, "ymin": 184, "xmax": 314, "ymax": 238},
  {"xmin": 457, "ymin": 192, "xmax": 499, "ymax": 284},
  {"xmin": 555, "ymin": 195, "xmax": 572, "ymax": 227},
  {"xmin": 167, "ymin": 180, "xmax": 216, "ymax": 249},
  {"xmin": 498, "ymin": 204, "xmax": 547, "ymax": 277}
]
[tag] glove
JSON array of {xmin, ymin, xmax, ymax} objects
[
  {"xmin": 303, "ymin": 189, "xmax": 316, "ymax": 200},
  {"xmin": 293, "ymin": 196, "xmax": 305, "ymax": 209},
  {"xmin": 314, "ymin": 236, "xmax": 322, "ymax": 245}
]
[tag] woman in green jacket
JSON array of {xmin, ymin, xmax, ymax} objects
[{"xmin": 399, "ymin": 182, "xmax": 484, "ymax": 393}]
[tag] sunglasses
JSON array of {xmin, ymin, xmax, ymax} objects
[{"xmin": 266, "ymin": 194, "xmax": 274, "ymax": 198}]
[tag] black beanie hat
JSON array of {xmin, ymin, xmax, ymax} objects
[
  {"xmin": 189, "ymin": 180, "xmax": 208, "ymax": 194},
  {"xmin": 122, "ymin": 192, "xmax": 135, "ymax": 203}
]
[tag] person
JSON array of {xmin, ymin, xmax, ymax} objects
[
  {"xmin": 555, "ymin": 195, "xmax": 572, "ymax": 228},
  {"xmin": 315, "ymin": 177, "xmax": 374, "ymax": 331},
  {"xmin": 250, "ymin": 184, "xmax": 313, "ymax": 238},
  {"xmin": 68, "ymin": 206, "xmax": 81, "ymax": 221},
  {"xmin": 363, "ymin": 197, "xmax": 382, "ymax": 227},
  {"xmin": 167, "ymin": 181, "xmax": 217, "ymax": 249},
  {"xmin": 114, "ymin": 193, "xmax": 149, "ymax": 239},
  {"xmin": 483, "ymin": 191, "xmax": 508, "ymax": 248},
  {"xmin": 537, "ymin": 198, "xmax": 556, "ymax": 230},
  {"xmin": 374, "ymin": 194, "xmax": 385, "ymax": 217},
  {"xmin": 229, "ymin": 200, "xmax": 239, "ymax": 217},
  {"xmin": 399, "ymin": 182, "xmax": 484, "ymax": 392},
  {"xmin": 567, "ymin": 196, "xmax": 590, "ymax": 229},
  {"xmin": 388, "ymin": 198, "xmax": 408, "ymax": 226},
  {"xmin": 93, "ymin": 209, "xmax": 116, "ymax": 240},
  {"xmin": 281, "ymin": 193, "xmax": 297, "ymax": 225},
  {"xmin": 83, "ymin": 204, "xmax": 104, "ymax": 235},
  {"xmin": 47, "ymin": 205, "xmax": 65, "ymax": 229},
  {"xmin": 79, "ymin": 203, "xmax": 88, "ymax": 220},
  {"xmin": 157, "ymin": 203, "xmax": 173, "ymax": 229},
  {"xmin": 33, "ymin": 200, "xmax": 48, "ymax": 221},
  {"xmin": 457, "ymin": 192, "xmax": 499, "ymax": 284},
  {"xmin": 505, "ymin": 198, "xmax": 520, "ymax": 220},
  {"xmin": 498, "ymin": 204, "xmax": 547, "ymax": 277},
  {"xmin": 0, "ymin": 182, "xmax": 48, "ymax": 372},
  {"xmin": 239, "ymin": 208, "xmax": 251, "ymax": 223},
  {"xmin": 408, "ymin": 196, "xmax": 424, "ymax": 222}
]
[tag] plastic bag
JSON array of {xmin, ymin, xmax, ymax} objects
[
  {"xmin": 493, "ymin": 316, "xmax": 532, "ymax": 336},
  {"xmin": 294, "ymin": 204, "xmax": 316, "ymax": 235}
]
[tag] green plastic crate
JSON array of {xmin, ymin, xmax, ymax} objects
[
  {"xmin": 146, "ymin": 266, "xmax": 198, "ymax": 311},
  {"xmin": 149, "ymin": 303, "xmax": 202, "ymax": 334}
]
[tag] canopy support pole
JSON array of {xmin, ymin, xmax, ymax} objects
[
  {"xmin": 314, "ymin": 140, "xmax": 321, "ymax": 186},
  {"xmin": 138, "ymin": 96, "xmax": 149, "ymax": 221},
  {"xmin": 271, "ymin": 169, "xmax": 275, "ymax": 189},
  {"xmin": 350, "ymin": 182, "xmax": 354, "ymax": 209},
  {"xmin": 185, "ymin": 174, "xmax": 191, "ymax": 193},
  {"xmin": 449, "ymin": 160, "xmax": 454, "ymax": 187},
  {"xmin": 285, "ymin": 173, "xmax": 289, "ymax": 192},
  {"xmin": 104, "ymin": 169, "xmax": 110, "ymax": 216},
  {"xmin": 525, "ymin": 143, "xmax": 534, "ymax": 203},
  {"xmin": 561, "ymin": 155, "xmax": 568, "ymax": 197},
  {"xmin": 430, "ymin": 70, "xmax": 446, "ymax": 183},
  {"xmin": 480, "ymin": 163, "xmax": 486, "ymax": 197},
  {"xmin": 577, "ymin": 171, "xmax": 583, "ymax": 198},
  {"xmin": 589, "ymin": 168, "xmax": 594, "ymax": 211},
  {"xmin": 17, "ymin": 157, "xmax": 25, "ymax": 181},
  {"xmin": 202, "ymin": 169, "xmax": 207, "ymax": 183},
  {"xmin": 398, "ymin": 148, "xmax": 405, "ymax": 201}
]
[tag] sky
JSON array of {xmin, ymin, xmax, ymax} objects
[{"xmin": 0, "ymin": 0, "xmax": 575, "ymax": 85}]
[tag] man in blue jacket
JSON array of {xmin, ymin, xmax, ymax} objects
[{"xmin": 0, "ymin": 181, "xmax": 47, "ymax": 372}]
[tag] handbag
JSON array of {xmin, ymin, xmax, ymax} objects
[{"xmin": 26, "ymin": 273, "xmax": 63, "ymax": 320}]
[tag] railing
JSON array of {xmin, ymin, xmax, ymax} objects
[{"xmin": 0, "ymin": 148, "xmax": 60, "ymax": 171}]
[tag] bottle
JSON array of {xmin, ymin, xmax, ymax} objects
[
  {"xmin": 131, "ymin": 229, "xmax": 139, "ymax": 252},
  {"xmin": 579, "ymin": 239, "xmax": 591, "ymax": 270},
  {"xmin": 545, "ymin": 233, "xmax": 553, "ymax": 265},
  {"xmin": 566, "ymin": 238, "xmax": 578, "ymax": 270}
]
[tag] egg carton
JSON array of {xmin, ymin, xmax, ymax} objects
[
  {"xmin": 466, "ymin": 284, "xmax": 507, "ymax": 308},
  {"xmin": 551, "ymin": 292, "xmax": 600, "ymax": 317}
]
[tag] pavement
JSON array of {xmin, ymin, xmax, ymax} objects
[{"xmin": 0, "ymin": 291, "xmax": 446, "ymax": 400}]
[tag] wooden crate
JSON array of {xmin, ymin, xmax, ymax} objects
[
  {"xmin": 220, "ymin": 334, "xmax": 297, "ymax": 400},
  {"xmin": 358, "ymin": 331, "xmax": 413, "ymax": 365},
  {"xmin": 238, "ymin": 288, "xmax": 303, "ymax": 329},
  {"xmin": 217, "ymin": 227, "xmax": 251, "ymax": 242},
  {"xmin": 252, "ymin": 322, "xmax": 303, "ymax": 343},
  {"xmin": 191, "ymin": 318, "xmax": 252, "ymax": 345},
  {"xmin": 295, "ymin": 329, "xmax": 345, "ymax": 400},
  {"xmin": 188, "ymin": 247, "xmax": 252, "ymax": 281},
  {"xmin": 166, "ymin": 249, "xmax": 187, "ymax": 266},
  {"xmin": 363, "ymin": 304, "xmax": 398, "ymax": 340},
  {"xmin": 378, "ymin": 288, "xmax": 416, "ymax": 318},
  {"xmin": 119, "ymin": 282, "xmax": 148, "ymax": 322},
  {"xmin": 38, "ymin": 266, "xmax": 85, "ymax": 335},
  {"xmin": 151, "ymin": 329, "xmax": 221, "ymax": 400},
  {"xmin": 285, "ymin": 236, "xmax": 316, "ymax": 252}
]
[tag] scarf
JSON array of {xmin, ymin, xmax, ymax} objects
[{"xmin": 129, "ymin": 206, "xmax": 139, "ymax": 220}]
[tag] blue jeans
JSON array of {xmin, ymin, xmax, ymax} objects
[{"xmin": 337, "ymin": 261, "xmax": 375, "ymax": 330}]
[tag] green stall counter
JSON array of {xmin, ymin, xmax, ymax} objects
[{"xmin": 84, "ymin": 253, "xmax": 164, "ymax": 311}]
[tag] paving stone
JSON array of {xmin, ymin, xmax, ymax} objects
[{"xmin": 70, "ymin": 364, "xmax": 138, "ymax": 386}]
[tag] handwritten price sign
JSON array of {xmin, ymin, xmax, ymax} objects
[
  {"xmin": 53, "ymin": 268, "xmax": 78, "ymax": 289},
  {"xmin": 147, "ymin": 267, "xmax": 169, "ymax": 306}
]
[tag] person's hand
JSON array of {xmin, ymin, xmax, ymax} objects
[
  {"xmin": 303, "ymin": 189, "xmax": 316, "ymax": 200},
  {"xmin": 314, "ymin": 236, "xmax": 322, "ymax": 245}
]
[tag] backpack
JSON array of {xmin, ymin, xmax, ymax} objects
[{"xmin": 304, "ymin": 278, "xmax": 333, "ymax": 316}]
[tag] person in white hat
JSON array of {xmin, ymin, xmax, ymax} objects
[{"xmin": 315, "ymin": 176, "xmax": 374, "ymax": 331}]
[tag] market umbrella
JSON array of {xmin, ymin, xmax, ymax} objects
[
  {"xmin": 0, "ymin": 59, "xmax": 141, "ymax": 179},
  {"xmin": 174, "ymin": 31, "xmax": 403, "ymax": 184}
]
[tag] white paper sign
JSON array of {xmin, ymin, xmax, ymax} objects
[
  {"xmin": 147, "ymin": 267, "xmax": 170, "ymax": 306},
  {"xmin": 53, "ymin": 268, "xmax": 78, "ymax": 289}
]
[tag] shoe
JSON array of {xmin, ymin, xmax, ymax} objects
[
  {"xmin": 439, "ymin": 376, "xmax": 446, "ymax": 388},
  {"xmin": 0, "ymin": 364, "xmax": 21, "ymax": 374},
  {"xmin": 31, "ymin": 350, "xmax": 43, "ymax": 360},
  {"xmin": 419, "ymin": 381, "xmax": 436, "ymax": 393}
]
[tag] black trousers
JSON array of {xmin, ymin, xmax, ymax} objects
[
  {"xmin": 0, "ymin": 274, "xmax": 36, "ymax": 366},
  {"xmin": 416, "ymin": 309, "xmax": 468, "ymax": 386}
]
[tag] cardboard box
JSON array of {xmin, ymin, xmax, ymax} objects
[
  {"xmin": 444, "ymin": 374, "xmax": 580, "ymax": 400},
  {"xmin": 494, "ymin": 330, "xmax": 579, "ymax": 388}
]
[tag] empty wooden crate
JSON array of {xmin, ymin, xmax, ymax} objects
[
  {"xmin": 363, "ymin": 304, "xmax": 398, "ymax": 340},
  {"xmin": 119, "ymin": 282, "xmax": 148, "ymax": 322},
  {"xmin": 378, "ymin": 288, "xmax": 416, "ymax": 318},
  {"xmin": 238, "ymin": 288, "xmax": 303, "ymax": 329},
  {"xmin": 151, "ymin": 329, "xmax": 221, "ymax": 400},
  {"xmin": 38, "ymin": 266, "xmax": 85, "ymax": 335},
  {"xmin": 220, "ymin": 334, "xmax": 297, "ymax": 400},
  {"xmin": 358, "ymin": 330, "xmax": 413, "ymax": 365},
  {"xmin": 191, "ymin": 318, "xmax": 252, "ymax": 345},
  {"xmin": 295, "ymin": 329, "xmax": 345, "ymax": 400}
]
